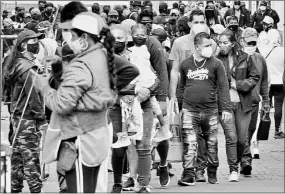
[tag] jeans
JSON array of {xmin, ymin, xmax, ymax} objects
[
  {"xmin": 182, "ymin": 108, "xmax": 219, "ymax": 176},
  {"xmin": 219, "ymin": 102, "xmax": 251, "ymax": 172},
  {"xmin": 65, "ymin": 164, "xmax": 100, "ymax": 193},
  {"xmin": 269, "ymin": 84, "xmax": 285, "ymax": 130},
  {"xmin": 242, "ymin": 105, "xmax": 259, "ymax": 167},
  {"xmin": 110, "ymin": 100, "xmax": 153, "ymax": 186}
]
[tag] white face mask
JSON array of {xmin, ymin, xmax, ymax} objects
[
  {"xmin": 201, "ymin": 46, "xmax": 213, "ymax": 58},
  {"xmin": 243, "ymin": 46, "xmax": 257, "ymax": 56},
  {"xmin": 192, "ymin": 23, "xmax": 206, "ymax": 35},
  {"xmin": 62, "ymin": 31, "xmax": 72, "ymax": 46},
  {"xmin": 260, "ymin": 6, "xmax": 266, "ymax": 11}
]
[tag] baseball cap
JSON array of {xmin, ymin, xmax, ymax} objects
[
  {"xmin": 132, "ymin": 1, "xmax": 143, "ymax": 7},
  {"xmin": 159, "ymin": 2, "xmax": 168, "ymax": 10},
  {"xmin": 211, "ymin": 24, "xmax": 225, "ymax": 35},
  {"xmin": 3, "ymin": 10, "xmax": 9, "ymax": 14},
  {"xmin": 3, "ymin": 18, "xmax": 13, "ymax": 27},
  {"xmin": 16, "ymin": 29, "xmax": 44, "ymax": 47},
  {"xmin": 59, "ymin": 12, "xmax": 106, "ymax": 35},
  {"xmin": 234, "ymin": 1, "xmax": 241, "ymax": 5},
  {"xmin": 242, "ymin": 28, "xmax": 258, "ymax": 42},
  {"xmin": 109, "ymin": 10, "xmax": 119, "ymax": 16},
  {"xmin": 151, "ymin": 28, "xmax": 167, "ymax": 42},
  {"xmin": 262, "ymin": 15, "xmax": 274, "ymax": 24},
  {"xmin": 260, "ymin": 1, "xmax": 267, "ymax": 6},
  {"xmin": 45, "ymin": 2, "xmax": 54, "ymax": 8}
]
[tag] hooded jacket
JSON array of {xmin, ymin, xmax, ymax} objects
[
  {"xmin": 217, "ymin": 50, "xmax": 260, "ymax": 113},
  {"xmin": 6, "ymin": 56, "xmax": 46, "ymax": 121}
]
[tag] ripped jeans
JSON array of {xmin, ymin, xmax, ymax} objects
[{"xmin": 182, "ymin": 108, "xmax": 219, "ymax": 176}]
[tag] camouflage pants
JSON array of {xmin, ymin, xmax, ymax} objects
[{"xmin": 11, "ymin": 117, "xmax": 42, "ymax": 193}]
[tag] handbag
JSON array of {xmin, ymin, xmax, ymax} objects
[
  {"xmin": 257, "ymin": 109, "xmax": 271, "ymax": 141},
  {"xmin": 58, "ymin": 141, "xmax": 78, "ymax": 172}
]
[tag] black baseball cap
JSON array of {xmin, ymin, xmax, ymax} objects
[{"xmin": 16, "ymin": 29, "xmax": 44, "ymax": 47}]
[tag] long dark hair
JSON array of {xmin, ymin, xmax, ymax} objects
[{"xmin": 73, "ymin": 27, "xmax": 117, "ymax": 92}]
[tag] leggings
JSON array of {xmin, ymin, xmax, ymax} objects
[{"xmin": 269, "ymin": 85, "xmax": 285, "ymax": 130}]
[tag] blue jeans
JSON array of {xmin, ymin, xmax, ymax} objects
[
  {"xmin": 182, "ymin": 108, "xmax": 219, "ymax": 176},
  {"xmin": 109, "ymin": 100, "xmax": 153, "ymax": 186},
  {"xmin": 219, "ymin": 102, "xmax": 251, "ymax": 172}
]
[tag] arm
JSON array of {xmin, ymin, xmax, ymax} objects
[
  {"xmin": 260, "ymin": 56, "xmax": 270, "ymax": 105},
  {"xmin": 169, "ymin": 39, "xmax": 180, "ymax": 98},
  {"xmin": 147, "ymin": 37, "xmax": 169, "ymax": 102},
  {"xmin": 271, "ymin": 10, "xmax": 280, "ymax": 24},
  {"xmin": 42, "ymin": 61, "xmax": 92, "ymax": 115},
  {"xmin": 216, "ymin": 61, "xmax": 231, "ymax": 112},
  {"xmin": 22, "ymin": 69, "xmax": 46, "ymax": 121},
  {"xmin": 177, "ymin": 62, "xmax": 186, "ymax": 110},
  {"xmin": 236, "ymin": 57, "xmax": 260, "ymax": 93}
]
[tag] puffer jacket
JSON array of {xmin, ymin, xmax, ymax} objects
[
  {"xmin": 6, "ymin": 56, "xmax": 46, "ymax": 121},
  {"xmin": 217, "ymin": 50, "xmax": 260, "ymax": 113},
  {"xmin": 42, "ymin": 44, "xmax": 117, "ymax": 140}
]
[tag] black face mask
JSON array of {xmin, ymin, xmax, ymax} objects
[
  {"xmin": 114, "ymin": 41, "xmax": 126, "ymax": 54},
  {"xmin": 127, "ymin": 41, "xmax": 135, "ymax": 48},
  {"xmin": 18, "ymin": 12, "xmax": 25, "ymax": 17},
  {"xmin": 132, "ymin": 37, "xmax": 147, "ymax": 47},
  {"xmin": 27, "ymin": 42, "xmax": 40, "ymax": 54},
  {"xmin": 205, "ymin": 9, "xmax": 215, "ymax": 19},
  {"xmin": 229, "ymin": 24, "xmax": 239, "ymax": 32},
  {"xmin": 39, "ymin": 7, "xmax": 45, "ymax": 12},
  {"xmin": 46, "ymin": 10, "xmax": 53, "ymax": 16},
  {"xmin": 180, "ymin": 7, "xmax": 185, "ymax": 13}
]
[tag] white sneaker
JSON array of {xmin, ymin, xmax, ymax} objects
[
  {"xmin": 252, "ymin": 141, "xmax": 260, "ymax": 159},
  {"xmin": 229, "ymin": 171, "xmax": 239, "ymax": 182},
  {"xmin": 112, "ymin": 132, "xmax": 131, "ymax": 148},
  {"xmin": 152, "ymin": 125, "xmax": 173, "ymax": 143}
]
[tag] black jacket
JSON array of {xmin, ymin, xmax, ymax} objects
[
  {"xmin": 217, "ymin": 50, "xmax": 260, "ymax": 113},
  {"xmin": 224, "ymin": 8, "xmax": 248, "ymax": 28},
  {"xmin": 250, "ymin": 8, "xmax": 280, "ymax": 33}
]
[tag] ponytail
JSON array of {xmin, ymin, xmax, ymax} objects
[{"xmin": 99, "ymin": 27, "xmax": 117, "ymax": 92}]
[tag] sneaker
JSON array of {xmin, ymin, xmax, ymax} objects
[
  {"xmin": 208, "ymin": 172, "xmax": 219, "ymax": 184},
  {"xmin": 152, "ymin": 125, "xmax": 173, "ymax": 143},
  {"xmin": 178, "ymin": 169, "xmax": 195, "ymax": 186},
  {"xmin": 122, "ymin": 177, "xmax": 135, "ymax": 191},
  {"xmin": 137, "ymin": 186, "xmax": 151, "ymax": 193},
  {"xmin": 242, "ymin": 165, "xmax": 252, "ymax": 177},
  {"xmin": 111, "ymin": 184, "xmax": 123, "ymax": 193},
  {"xmin": 229, "ymin": 171, "xmax": 239, "ymax": 182},
  {"xmin": 196, "ymin": 170, "xmax": 206, "ymax": 182},
  {"xmin": 252, "ymin": 142, "xmax": 259, "ymax": 159},
  {"xmin": 274, "ymin": 131, "xmax": 285, "ymax": 139},
  {"xmin": 112, "ymin": 132, "xmax": 131, "ymax": 148},
  {"xmin": 159, "ymin": 165, "xmax": 170, "ymax": 187}
]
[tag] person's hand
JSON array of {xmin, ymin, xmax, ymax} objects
[
  {"xmin": 221, "ymin": 111, "xmax": 232, "ymax": 123},
  {"xmin": 121, "ymin": 95, "xmax": 135, "ymax": 104},
  {"xmin": 136, "ymin": 86, "xmax": 150, "ymax": 102},
  {"xmin": 159, "ymin": 101, "xmax": 167, "ymax": 116}
]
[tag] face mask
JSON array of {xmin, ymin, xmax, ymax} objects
[
  {"xmin": 192, "ymin": 24, "xmax": 206, "ymax": 35},
  {"xmin": 200, "ymin": 46, "xmax": 213, "ymax": 58},
  {"xmin": 18, "ymin": 12, "xmax": 24, "ymax": 17},
  {"xmin": 243, "ymin": 46, "xmax": 257, "ymax": 56},
  {"xmin": 127, "ymin": 41, "xmax": 135, "ymax": 48},
  {"xmin": 39, "ymin": 7, "xmax": 45, "ymax": 12},
  {"xmin": 205, "ymin": 9, "xmax": 215, "ymax": 19},
  {"xmin": 68, "ymin": 37, "xmax": 88, "ymax": 54},
  {"xmin": 46, "ymin": 10, "xmax": 53, "ymax": 16},
  {"xmin": 133, "ymin": 37, "xmax": 147, "ymax": 46},
  {"xmin": 180, "ymin": 7, "xmax": 185, "ymax": 13},
  {"xmin": 264, "ymin": 25, "xmax": 273, "ymax": 32},
  {"xmin": 27, "ymin": 42, "xmax": 40, "ymax": 54},
  {"xmin": 114, "ymin": 41, "xmax": 126, "ymax": 54},
  {"xmin": 62, "ymin": 31, "xmax": 72, "ymax": 46},
  {"xmin": 219, "ymin": 45, "xmax": 232, "ymax": 56},
  {"xmin": 229, "ymin": 24, "xmax": 239, "ymax": 31},
  {"xmin": 260, "ymin": 6, "xmax": 266, "ymax": 11}
]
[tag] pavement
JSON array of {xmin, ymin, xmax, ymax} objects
[{"xmin": 1, "ymin": 103, "xmax": 284, "ymax": 193}]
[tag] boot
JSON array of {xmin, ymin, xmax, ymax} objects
[{"xmin": 112, "ymin": 132, "xmax": 131, "ymax": 148}]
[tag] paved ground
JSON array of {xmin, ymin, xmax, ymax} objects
[{"xmin": 1, "ymin": 103, "xmax": 284, "ymax": 193}]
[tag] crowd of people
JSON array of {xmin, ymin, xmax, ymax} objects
[{"xmin": 1, "ymin": 0, "xmax": 284, "ymax": 193}]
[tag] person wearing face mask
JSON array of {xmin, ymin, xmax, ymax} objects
[
  {"xmin": 250, "ymin": 1, "xmax": 280, "ymax": 34},
  {"xmin": 33, "ymin": 12, "xmax": 117, "ymax": 193},
  {"xmin": 205, "ymin": 4, "xmax": 221, "ymax": 27},
  {"xmin": 3, "ymin": 29, "xmax": 47, "ymax": 193},
  {"xmin": 239, "ymin": 28, "xmax": 270, "ymax": 172},
  {"xmin": 41, "ymin": 2, "xmax": 54, "ymax": 23},
  {"xmin": 177, "ymin": 32, "xmax": 231, "ymax": 186},
  {"xmin": 224, "ymin": 1, "xmax": 247, "ymax": 28},
  {"xmin": 38, "ymin": 0, "xmax": 47, "ymax": 13},
  {"xmin": 178, "ymin": 3, "xmax": 186, "ymax": 16},
  {"xmin": 169, "ymin": 10, "xmax": 218, "ymax": 182},
  {"xmin": 226, "ymin": 16, "xmax": 243, "ymax": 48},
  {"xmin": 11, "ymin": 7, "xmax": 26, "ymax": 28},
  {"xmin": 217, "ymin": 30, "xmax": 260, "ymax": 180},
  {"xmin": 24, "ymin": 8, "xmax": 42, "ymax": 33}
]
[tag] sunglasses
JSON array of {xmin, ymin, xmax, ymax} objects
[{"xmin": 245, "ymin": 41, "xmax": 257, "ymax": 46}]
